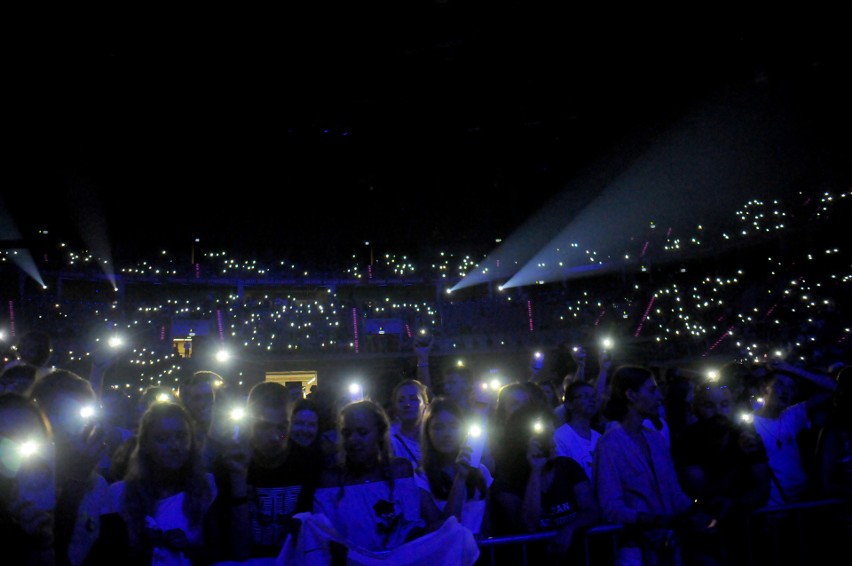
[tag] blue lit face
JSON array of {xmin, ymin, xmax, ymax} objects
[
  {"xmin": 290, "ymin": 409, "xmax": 319, "ymax": 448},
  {"xmin": 765, "ymin": 374, "xmax": 797, "ymax": 410},
  {"xmin": 442, "ymin": 373, "xmax": 471, "ymax": 400},
  {"xmin": 633, "ymin": 378, "xmax": 663, "ymax": 419},
  {"xmin": 394, "ymin": 384, "xmax": 424, "ymax": 424},
  {"xmin": 250, "ymin": 405, "xmax": 289, "ymax": 458},
  {"xmin": 427, "ymin": 410, "xmax": 463, "ymax": 457},
  {"xmin": 695, "ymin": 386, "xmax": 733, "ymax": 421},
  {"xmin": 146, "ymin": 415, "xmax": 192, "ymax": 471},
  {"xmin": 341, "ymin": 408, "xmax": 381, "ymax": 466}
]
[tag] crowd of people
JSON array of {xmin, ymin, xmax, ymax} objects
[
  {"xmin": 1, "ymin": 325, "xmax": 851, "ymax": 566},
  {"xmin": 1, "ymin": 188, "xmax": 850, "ymax": 564},
  {"xmin": 2, "ymin": 187, "xmax": 848, "ymax": 398}
]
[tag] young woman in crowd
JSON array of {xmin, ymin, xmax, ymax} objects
[
  {"xmin": 416, "ymin": 396, "xmax": 492, "ymax": 535},
  {"xmin": 105, "ymin": 400, "xmax": 218, "ymax": 565},
  {"xmin": 388, "ymin": 379, "xmax": 430, "ymax": 469},
  {"xmin": 288, "ymin": 397, "xmax": 322, "ymax": 452},
  {"xmin": 279, "ymin": 398, "xmax": 478, "ymax": 565},
  {"xmin": 488, "ymin": 381, "xmax": 546, "ymax": 478}
]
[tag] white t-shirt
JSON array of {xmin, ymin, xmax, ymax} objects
[
  {"xmin": 753, "ymin": 402, "xmax": 810, "ymax": 505},
  {"xmin": 390, "ymin": 421, "xmax": 422, "ymax": 468},
  {"xmin": 312, "ymin": 476, "xmax": 424, "ymax": 551},
  {"xmin": 554, "ymin": 423, "xmax": 600, "ymax": 481}
]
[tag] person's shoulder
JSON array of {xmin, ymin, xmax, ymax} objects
[
  {"xmin": 108, "ymin": 479, "xmax": 126, "ymax": 492},
  {"xmin": 785, "ymin": 401, "xmax": 809, "ymax": 416},
  {"xmin": 89, "ymin": 472, "xmax": 110, "ymax": 496},
  {"xmin": 553, "ymin": 422, "xmax": 571, "ymax": 437},
  {"xmin": 597, "ymin": 421, "xmax": 623, "ymax": 442},
  {"xmin": 387, "ymin": 456, "xmax": 415, "ymax": 479}
]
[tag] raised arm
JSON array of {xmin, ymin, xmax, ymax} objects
[
  {"xmin": 414, "ymin": 335, "xmax": 433, "ymax": 390},
  {"xmin": 768, "ymin": 360, "xmax": 836, "ymax": 411}
]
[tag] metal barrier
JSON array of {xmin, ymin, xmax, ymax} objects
[
  {"xmin": 475, "ymin": 524, "xmax": 623, "ymax": 566},
  {"xmin": 474, "ymin": 499, "xmax": 852, "ymax": 566}
]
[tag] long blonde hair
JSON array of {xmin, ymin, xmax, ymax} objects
[
  {"xmin": 334, "ymin": 399, "xmax": 394, "ymax": 500},
  {"xmin": 122, "ymin": 401, "xmax": 212, "ymax": 550}
]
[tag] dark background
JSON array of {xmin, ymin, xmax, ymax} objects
[{"xmin": 5, "ymin": 4, "xmax": 850, "ymax": 265}]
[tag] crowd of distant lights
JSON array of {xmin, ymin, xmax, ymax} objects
[{"xmin": 1, "ymin": 189, "xmax": 849, "ymax": 396}]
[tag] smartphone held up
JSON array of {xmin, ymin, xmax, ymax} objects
[{"xmin": 465, "ymin": 423, "xmax": 486, "ymax": 468}]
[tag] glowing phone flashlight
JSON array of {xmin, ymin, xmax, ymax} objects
[
  {"xmin": 532, "ymin": 351, "xmax": 544, "ymax": 370},
  {"xmin": 3, "ymin": 438, "xmax": 56, "ymax": 511},
  {"xmin": 465, "ymin": 423, "xmax": 486, "ymax": 468},
  {"xmin": 349, "ymin": 382, "xmax": 364, "ymax": 402},
  {"xmin": 230, "ymin": 407, "xmax": 246, "ymax": 441}
]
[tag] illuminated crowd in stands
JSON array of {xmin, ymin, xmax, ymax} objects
[
  {"xmin": 2, "ymin": 189, "xmax": 849, "ymax": 392},
  {"xmin": 0, "ymin": 187, "xmax": 850, "ymax": 564}
]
